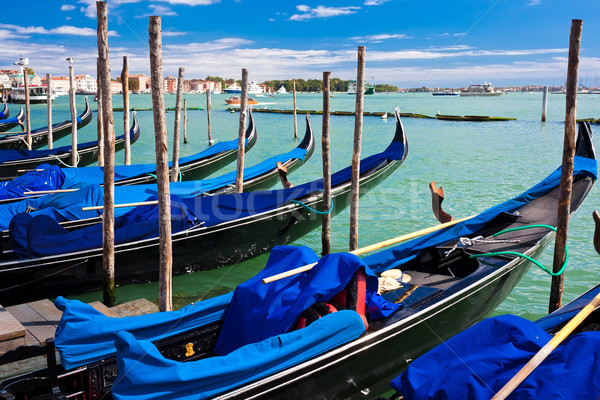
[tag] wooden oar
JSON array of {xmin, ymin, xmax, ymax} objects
[
  {"xmin": 82, "ymin": 200, "xmax": 158, "ymax": 211},
  {"xmin": 492, "ymin": 209, "xmax": 600, "ymax": 400},
  {"xmin": 24, "ymin": 188, "xmax": 79, "ymax": 195},
  {"xmin": 262, "ymin": 214, "xmax": 476, "ymax": 284}
]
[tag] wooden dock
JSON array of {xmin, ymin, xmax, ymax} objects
[{"xmin": 0, "ymin": 298, "xmax": 158, "ymax": 353}]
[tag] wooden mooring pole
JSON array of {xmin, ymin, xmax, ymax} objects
[
  {"xmin": 68, "ymin": 59, "xmax": 78, "ymax": 166},
  {"xmin": 23, "ymin": 70, "xmax": 31, "ymax": 150},
  {"xmin": 171, "ymin": 67, "xmax": 184, "ymax": 182},
  {"xmin": 349, "ymin": 46, "xmax": 366, "ymax": 251},
  {"xmin": 97, "ymin": 1, "xmax": 115, "ymax": 306},
  {"xmin": 322, "ymin": 71, "xmax": 332, "ymax": 255},
  {"xmin": 206, "ymin": 89, "xmax": 212, "ymax": 144},
  {"xmin": 548, "ymin": 19, "xmax": 582, "ymax": 314},
  {"xmin": 183, "ymin": 98, "xmax": 188, "ymax": 144},
  {"xmin": 235, "ymin": 68, "xmax": 249, "ymax": 193},
  {"xmin": 293, "ymin": 78, "xmax": 298, "ymax": 140},
  {"xmin": 149, "ymin": 15, "xmax": 173, "ymax": 312},
  {"xmin": 46, "ymin": 73, "xmax": 53, "ymax": 149},
  {"xmin": 96, "ymin": 57, "xmax": 104, "ymax": 166},
  {"xmin": 541, "ymin": 85, "xmax": 548, "ymax": 122},
  {"xmin": 121, "ymin": 56, "xmax": 131, "ymax": 165}
]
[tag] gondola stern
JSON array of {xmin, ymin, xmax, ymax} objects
[
  {"xmin": 576, "ymin": 120, "xmax": 596, "ymax": 161},
  {"xmin": 129, "ymin": 110, "xmax": 141, "ymax": 144},
  {"xmin": 297, "ymin": 113, "xmax": 315, "ymax": 162},
  {"xmin": 76, "ymin": 96, "xmax": 93, "ymax": 128},
  {"xmin": 245, "ymin": 106, "xmax": 258, "ymax": 151},
  {"xmin": 0, "ymin": 102, "xmax": 8, "ymax": 119},
  {"xmin": 389, "ymin": 107, "xmax": 408, "ymax": 161}
]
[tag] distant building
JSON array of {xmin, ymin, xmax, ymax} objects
[
  {"xmin": 50, "ymin": 76, "xmax": 70, "ymax": 92},
  {"xmin": 110, "ymin": 80, "xmax": 122, "ymax": 94},
  {"xmin": 74, "ymin": 74, "xmax": 97, "ymax": 94},
  {"xmin": 164, "ymin": 76, "xmax": 177, "ymax": 93},
  {"xmin": 118, "ymin": 74, "xmax": 151, "ymax": 93},
  {"xmin": 188, "ymin": 79, "xmax": 222, "ymax": 93}
]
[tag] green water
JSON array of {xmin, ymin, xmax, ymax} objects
[{"xmin": 21, "ymin": 91, "xmax": 600, "ymax": 321}]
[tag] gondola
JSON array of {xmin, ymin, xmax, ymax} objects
[
  {"xmin": 0, "ymin": 102, "xmax": 8, "ymax": 120},
  {"xmin": 387, "ymin": 253, "xmax": 600, "ymax": 399},
  {"xmin": 0, "ymin": 114, "xmax": 314, "ymax": 236},
  {"xmin": 0, "ymin": 107, "xmax": 24, "ymax": 133},
  {"xmin": 0, "ymin": 112, "xmax": 140, "ymax": 181},
  {"xmin": 0, "ymin": 108, "xmax": 258, "ymax": 203},
  {"xmin": 0, "ymin": 108, "xmax": 407, "ymax": 305},
  {"xmin": 0, "ymin": 121, "xmax": 594, "ymax": 400},
  {"xmin": 0, "ymin": 97, "xmax": 92, "ymax": 150}
]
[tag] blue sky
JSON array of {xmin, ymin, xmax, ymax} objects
[{"xmin": 0, "ymin": 0, "xmax": 598, "ymax": 88}]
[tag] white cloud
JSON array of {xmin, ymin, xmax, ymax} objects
[
  {"xmin": 364, "ymin": 0, "xmax": 389, "ymax": 5},
  {"xmin": 136, "ymin": 4, "xmax": 178, "ymax": 17},
  {"xmin": 528, "ymin": 0, "xmax": 541, "ymax": 5},
  {"xmin": 350, "ymin": 33, "xmax": 411, "ymax": 43},
  {"xmin": 154, "ymin": 0, "xmax": 220, "ymax": 5},
  {"xmin": 0, "ymin": 23, "xmax": 118, "ymax": 37},
  {"xmin": 162, "ymin": 31, "xmax": 187, "ymax": 37},
  {"xmin": 290, "ymin": 5, "xmax": 360, "ymax": 21},
  {"xmin": 60, "ymin": 4, "xmax": 76, "ymax": 11}
]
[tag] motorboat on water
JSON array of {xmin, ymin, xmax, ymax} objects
[
  {"xmin": 225, "ymin": 96, "xmax": 259, "ymax": 105},
  {"xmin": 459, "ymin": 82, "xmax": 503, "ymax": 97},
  {"xmin": 432, "ymin": 90, "xmax": 459, "ymax": 96},
  {"xmin": 277, "ymin": 85, "xmax": 287, "ymax": 94},
  {"xmin": 224, "ymin": 84, "xmax": 242, "ymax": 93},
  {"xmin": 347, "ymin": 80, "xmax": 375, "ymax": 95},
  {"xmin": 9, "ymin": 84, "xmax": 55, "ymax": 103}
]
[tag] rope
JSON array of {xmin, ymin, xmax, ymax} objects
[
  {"xmin": 469, "ymin": 224, "xmax": 567, "ymax": 276},
  {"xmin": 49, "ymin": 151, "xmax": 80, "ymax": 168},
  {"xmin": 291, "ymin": 197, "xmax": 333, "ymax": 215}
]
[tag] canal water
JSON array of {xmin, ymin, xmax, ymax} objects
[{"xmin": 20, "ymin": 91, "xmax": 600, "ymax": 321}]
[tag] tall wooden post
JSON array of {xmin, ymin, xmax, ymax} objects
[
  {"xmin": 349, "ymin": 46, "xmax": 365, "ymax": 251},
  {"xmin": 293, "ymin": 78, "xmax": 298, "ymax": 140},
  {"xmin": 322, "ymin": 71, "xmax": 332, "ymax": 255},
  {"xmin": 549, "ymin": 19, "xmax": 583, "ymax": 313},
  {"xmin": 96, "ymin": 57, "xmax": 104, "ymax": 166},
  {"xmin": 541, "ymin": 86, "xmax": 549, "ymax": 122},
  {"xmin": 46, "ymin": 73, "xmax": 53, "ymax": 149},
  {"xmin": 121, "ymin": 56, "xmax": 131, "ymax": 165},
  {"xmin": 234, "ymin": 68, "xmax": 248, "ymax": 193},
  {"xmin": 149, "ymin": 15, "xmax": 173, "ymax": 312},
  {"xmin": 206, "ymin": 89, "xmax": 212, "ymax": 144},
  {"xmin": 23, "ymin": 71, "xmax": 31, "ymax": 150},
  {"xmin": 68, "ymin": 60, "xmax": 78, "ymax": 166},
  {"xmin": 171, "ymin": 67, "xmax": 184, "ymax": 182},
  {"xmin": 97, "ymin": 1, "xmax": 115, "ymax": 306},
  {"xmin": 183, "ymin": 98, "xmax": 188, "ymax": 144}
]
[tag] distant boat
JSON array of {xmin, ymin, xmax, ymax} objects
[
  {"xmin": 347, "ymin": 80, "xmax": 375, "ymax": 95},
  {"xmin": 9, "ymin": 84, "xmax": 55, "ymax": 104},
  {"xmin": 211, "ymin": 89, "xmax": 221, "ymax": 95},
  {"xmin": 224, "ymin": 84, "xmax": 242, "ymax": 93},
  {"xmin": 432, "ymin": 90, "xmax": 459, "ymax": 96},
  {"xmin": 225, "ymin": 96, "xmax": 259, "ymax": 105},
  {"xmin": 459, "ymin": 82, "xmax": 503, "ymax": 97},
  {"xmin": 248, "ymin": 81, "xmax": 264, "ymax": 95},
  {"xmin": 277, "ymin": 85, "xmax": 287, "ymax": 94}
]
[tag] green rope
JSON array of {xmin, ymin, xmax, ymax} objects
[
  {"xmin": 291, "ymin": 198, "xmax": 334, "ymax": 215},
  {"xmin": 469, "ymin": 224, "xmax": 568, "ymax": 276},
  {"xmin": 146, "ymin": 172, "xmax": 157, "ymax": 179}
]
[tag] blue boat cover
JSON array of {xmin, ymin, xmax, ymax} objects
[
  {"xmin": 0, "ymin": 164, "xmax": 64, "ymax": 200},
  {"xmin": 53, "ymin": 293, "xmax": 232, "ymax": 370},
  {"xmin": 391, "ymin": 315, "xmax": 600, "ymax": 399},
  {"xmin": 364, "ymin": 155, "xmax": 597, "ymax": 273},
  {"xmin": 113, "ymin": 310, "xmax": 365, "ymax": 400},
  {"xmin": 215, "ymin": 246, "xmax": 379, "ymax": 355},
  {"xmin": 0, "ymin": 145, "xmax": 308, "ymax": 229},
  {"xmin": 0, "ymin": 115, "xmax": 22, "ymax": 127},
  {"xmin": 12, "ymin": 194, "xmax": 196, "ymax": 258},
  {"xmin": 10, "ymin": 140, "xmax": 402, "ymax": 257}
]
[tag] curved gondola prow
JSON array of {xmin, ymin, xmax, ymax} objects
[
  {"xmin": 77, "ymin": 97, "xmax": 93, "ymax": 129},
  {"xmin": 0, "ymin": 102, "xmax": 8, "ymax": 120},
  {"xmin": 129, "ymin": 111, "xmax": 141, "ymax": 144},
  {"xmin": 385, "ymin": 108, "xmax": 409, "ymax": 161},
  {"xmin": 576, "ymin": 121, "xmax": 596, "ymax": 160},
  {"xmin": 244, "ymin": 107, "xmax": 258, "ymax": 152},
  {"xmin": 297, "ymin": 113, "xmax": 315, "ymax": 161}
]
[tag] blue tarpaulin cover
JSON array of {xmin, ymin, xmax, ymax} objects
[
  {"xmin": 112, "ymin": 310, "xmax": 365, "ymax": 400},
  {"xmin": 0, "ymin": 164, "xmax": 64, "ymax": 200},
  {"xmin": 364, "ymin": 155, "xmax": 597, "ymax": 273},
  {"xmin": 12, "ymin": 194, "xmax": 196, "ymax": 258},
  {"xmin": 53, "ymin": 293, "xmax": 232, "ymax": 370},
  {"xmin": 214, "ymin": 246, "xmax": 379, "ymax": 355},
  {"xmin": 9, "ymin": 140, "xmax": 402, "ymax": 258},
  {"xmin": 391, "ymin": 315, "xmax": 600, "ymax": 400},
  {"xmin": 0, "ymin": 145, "xmax": 307, "ymax": 229}
]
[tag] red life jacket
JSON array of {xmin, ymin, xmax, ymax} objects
[{"xmin": 295, "ymin": 267, "xmax": 368, "ymax": 330}]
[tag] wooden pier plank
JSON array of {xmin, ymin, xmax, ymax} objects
[{"xmin": 0, "ymin": 306, "xmax": 26, "ymax": 343}]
